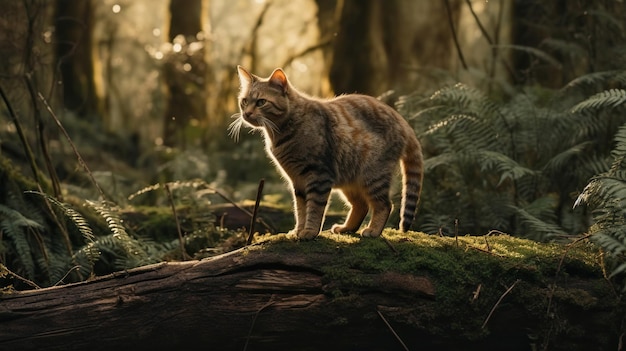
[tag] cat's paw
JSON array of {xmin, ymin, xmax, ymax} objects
[
  {"xmin": 331, "ymin": 224, "xmax": 350, "ymax": 234},
  {"xmin": 288, "ymin": 227, "xmax": 304, "ymax": 236},
  {"xmin": 296, "ymin": 229, "xmax": 319, "ymax": 240},
  {"xmin": 360, "ymin": 227, "xmax": 382, "ymax": 238}
]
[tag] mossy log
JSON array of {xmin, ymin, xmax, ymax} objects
[{"xmin": 0, "ymin": 231, "xmax": 621, "ymax": 351}]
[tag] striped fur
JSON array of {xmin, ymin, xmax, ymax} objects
[{"xmin": 230, "ymin": 66, "xmax": 423, "ymax": 239}]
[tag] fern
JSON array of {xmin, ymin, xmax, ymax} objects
[
  {"xmin": 477, "ymin": 150, "xmax": 536, "ymax": 186},
  {"xmin": 0, "ymin": 204, "xmax": 44, "ymax": 279},
  {"xmin": 575, "ymin": 121, "xmax": 626, "ymax": 288},
  {"xmin": 562, "ymin": 70, "xmax": 625, "ymax": 91},
  {"xmin": 494, "ymin": 44, "xmax": 562, "ymax": 70},
  {"xmin": 85, "ymin": 200, "xmax": 147, "ymax": 266},
  {"xmin": 570, "ymin": 89, "xmax": 626, "ymax": 113},
  {"xmin": 400, "ymin": 71, "xmax": 626, "ymax": 239},
  {"xmin": 25, "ymin": 191, "xmax": 99, "ymax": 263},
  {"xmin": 511, "ymin": 206, "xmax": 567, "ymax": 241}
]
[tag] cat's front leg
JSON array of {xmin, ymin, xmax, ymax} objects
[
  {"xmin": 288, "ymin": 189, "xmax": 307, "ymax": 236},
  {"xmin": 297, "ymin": 179, "xmax": 332, "ymax": 240}
]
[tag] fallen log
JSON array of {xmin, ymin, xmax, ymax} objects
[{"xmin": 0, "ymin": 231, "xmax": 621, "ymax": 351}]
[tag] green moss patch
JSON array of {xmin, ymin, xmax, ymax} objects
[{"xmin": 252, "ymin": 229, "xmax": 615, "ymax": 343}]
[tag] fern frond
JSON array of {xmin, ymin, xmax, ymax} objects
[
  {"xmin": 25, "ymin": 191, "xmax": 98, "ymax": 262},
  {"xmin": 85, "ymin": 200, "xmax": 146, "ymax": 262},
  {"xmin": 494, "ymin": 44, "xmax": 562, "ymax": 69},
  {"xmin": 540, "ymin": 38, "xmax": 586, "ymax": 58},
  {"xmin": 429, "ymin": 83, "xmax": 474, "ymax": 105},
  {"xmin": 570, "ymin": 89, "xmax": 626, "ymax": 113},
  {"xmin": 511, "ymin": 205, "xmax": 567, "ymax": 241},
  {"xmin": 127, "ymin": 183, "xmax": 162, "ymax": 201},
  {"xmin": 477, "ymin": 150, "xmax": 536, "ymax": 185},
  {"xmin": 0, "ymin": 204, "xmax": 44, "ymax": 279},
  {"xmin": 542, "ymin": 141, "xmax": 593, "ymax": 175},
  {"xmin": 609, "ymin": 124, "xmax": 626, "ymax": 171},
  {"xmin": 586, "ymin": 9, "xmax": 624, "ymax": 34},
  {"xmin": 562, "ymin": 70, "xmax": 624, "ymax": 91},
  {"xmin": 591, "ymin": 228, "xmax": 626, "ymax": 258}
]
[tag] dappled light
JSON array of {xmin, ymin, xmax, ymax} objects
[{"xmin": 0, "ymin": 0, "xmax": 625, "ymax": 349}]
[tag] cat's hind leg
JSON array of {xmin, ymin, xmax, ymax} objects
[
  {"xmin": 331, "ymin": 188, "xmax": 368, "ymax": 233},
  {"xmin": 360, "ymin": 172, "xmax": 392, "ymax": 238}
]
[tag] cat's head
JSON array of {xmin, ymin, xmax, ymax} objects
[{"xmin": 229, "ymin": 66, "xmax": 291, "ymax": 141}]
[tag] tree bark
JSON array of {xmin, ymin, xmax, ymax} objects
[
  {"xmin": 0, "ymin": 234, "xmax": 621, "ymax": 351},
  {"xmin": 55, "ymin": 0, "xmax": 99, "ymax": 116},
  {"xmin": 162, "ymin": 0, "xmax": 209, "ymax": 147}
]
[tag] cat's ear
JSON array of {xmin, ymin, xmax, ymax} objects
[
  {"xmin": 269, "ymin": 68, "xmax": 288, "ymax": 94},
  {"xmin": 237, "ymin": 65, "xmax": 254, "ymax": 87}
]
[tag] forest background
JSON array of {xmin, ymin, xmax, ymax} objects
[{"xmin": 1, "ymin": 0, "xmax": 626, "ymax": 290}]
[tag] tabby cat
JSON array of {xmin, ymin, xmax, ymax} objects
[{"xmin": 230, "ymin": 66, "xmax": 423, "ymax": 240}]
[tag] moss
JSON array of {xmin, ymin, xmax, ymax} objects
[{"xmin": 253, "ymin": 229, "xmax": 614, "ymax": 343}]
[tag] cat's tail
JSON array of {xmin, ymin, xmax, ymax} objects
[{"xmin": 399, "ymin": 136, "xmax": 424, "ymax": 232}]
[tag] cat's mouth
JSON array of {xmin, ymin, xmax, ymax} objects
[
  {"xmin": 242, "ymin": 115, "xmax": 262, "ymax": 127},
  {"xmin": 228, "ymin": 112, "xmax": 278, "ymax": 141}
]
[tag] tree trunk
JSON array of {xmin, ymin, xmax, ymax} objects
[
  {"xmin": 162, "ymin": 0, "xmax": 209, "ymax": 147},
  {"xmin": 0, "ymin": 233, "xmax": 621, "ymax": 351},
  {"xmin": 55, "ymin": 0, "xmax": 99, "ymax": 116}
]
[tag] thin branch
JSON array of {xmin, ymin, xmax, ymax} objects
[
  {"xmin": 463, "ymin": 0, "xmax": 517, "ymax": 83},
  {"xmin": 281, "ymin": 37, "xmax": 333, "ymax": 69},
  {"xmin": 545, "ymin": 233, "xmax": 613, "ymax": 316},
  {"xmin": 25, "ymin": 74, "xmax": 62, "ymax": 200},
  {"xmin": 464, "ymin": 0, "xmax": 493, "ymax": 44},
  {"xmin": 53, "ymin": 265, "xmax": 82, "ymax": 286},
  {"xmin": 247, "ymin": 179, "xmax": 265, "ymax": 245},
  {"xmin": 37, "ymin": 92, "xmax": 107, "ymax": 200},
  {"xmin": 482, "ymin": 279, "xmax": 520, "ymax": 329},
  {"xmin": 208, "ymin": 186, "xmax": 274, "ymax": 234},
  {"xmin": 1, "ymin": 263, "xmax": 40, "ymax": 290},
  {"xmin": 165, "ymin": 183, "xmax": 189, "ymax": 260},
  {"xmin": 243, "ymin": 296, "xmax": 275, "ymax": 351},
  {"xmin": 382, "ymin": 236, "xmax": 399, "ymax": 255},
  {"xmin": 443, "ymin": 0, "xmax": 468, "ymax": 70},
  {"xmin": 377, "ymin": 309, "xmax": 410, "ymax": 351},
  {"xmin": 0, "ymin": 83, "xmax": 41, "ymax": 184}
]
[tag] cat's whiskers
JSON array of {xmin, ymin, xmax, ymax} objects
[
  {"xmin": 227, "ymin": 113, "xmax": 244, "ymax": 142},
  {"xmin": 260, "ymin": 117, "xmax": 280, "ymax": 140}
]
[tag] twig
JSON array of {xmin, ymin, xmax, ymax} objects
[
  {"xmin": 25, "ymin": 74, "xmax": 62, "ymax": 200},
  {"xmin": 1, "ymin": 263, "xmax": 40, "ymax": 290},
  {"xmin": 486, "ymin": 229, "xmax": 508, "ymax": 236},
  {"xmin": 545, "ymin": 233, "xmax": 602, "ymax": 315},
  {"xmin": 462, "ymin": 0, "xmax": 517, "ymax": 84},
  {"xmin": 0, "ymin": 83, "xmax": 41, "ymax": 184},
  {"xmin": 469, "ymin": 245, "xmax": 503, "ymax": 257},
  {"xmin": 454, "ymin": 219, "xmax": 459, "ymax": 247},
  {"xmin": 208, "ymin": 186, "xmax": 274, "ymax": 234},
  {"xmin": 482, "ymin": 279, "xmax": 520, "ymax": 329},
  {"xmin": 247, "ymin": 179, "xmax": 265, "ymax": 245},
  {"xmin": 382, "ymin": 236, "xmax": 399, "ymax": 255},
  {"xmin": 243, "ymin": 296, "xmax": 275, "ymax": 351},
  {"xmin": 37, "ymin": 92, "xmax": 107, "ymax": 200},
  {"xmin": 483, "ymin": 235, "xmax": 491, "ymax": 251},
  {"xmin": 377, "ymin": 309, "xmax": 410, "ymax": 351},
  {"xmin": 53, "ymin": 265, "xmax": 82, "ymax": 286},
  {"xmin": 164, "ymin": 183, "xmax": 188, "ymax": 260},
  {"xmin": 443, "ymin": 0, "xmax": 468, "ymax": 70},
  {"xmin": 471, "ymin": 283, "xmax": 482, "ymax": 303}
]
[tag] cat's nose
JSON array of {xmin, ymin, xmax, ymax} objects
[{"xmin": 244, "ymin": 111, "xmax": 253, "ymax": 119}]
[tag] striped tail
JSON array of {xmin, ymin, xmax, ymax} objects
[{"xmin": 400, "ymin": 136, "xmax": 424, "ymax": 232}]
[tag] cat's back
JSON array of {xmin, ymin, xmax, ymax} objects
[{"xmin": 321, "ymin": 93, "xmax": 409, "ymax": 139}]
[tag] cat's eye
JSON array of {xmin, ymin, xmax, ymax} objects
[
  {"xmin": 240, "ymin": 98, "xmax": 248, "ymax": 107},
  {"xmin": 255, "ymin": 99, "xmax": 267, "ymax": 107}
]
